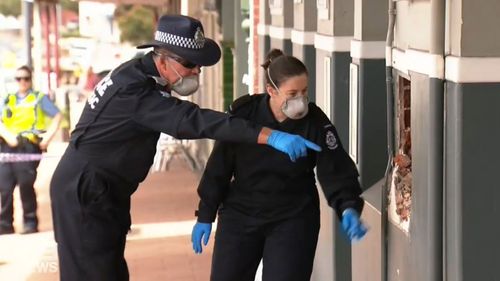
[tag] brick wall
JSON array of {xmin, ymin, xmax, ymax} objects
[{"xmin": 252, "ymin": 0, "xmax": 260, "ymax": 94}]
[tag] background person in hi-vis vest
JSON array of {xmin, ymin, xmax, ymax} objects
[{"xmin": 0, "ymin": 65, "xmax": 62, "ymax": 235}]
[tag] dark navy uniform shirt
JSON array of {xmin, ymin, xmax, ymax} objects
[
  {"xmin": 70, "ymin": 52, "xmax": 261, "ymax": 185},
  {"xmin": 196, "ymin": 94, "xmax": 364, "ymax": 223}
]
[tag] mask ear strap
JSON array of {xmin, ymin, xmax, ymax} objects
[
  {"xmin": 165, "ymin": 58, "xmax": 183, "ymax": 85},
  {"xmin": 266, "ymin": 67, "xmax": 279, "ymax": 91}
]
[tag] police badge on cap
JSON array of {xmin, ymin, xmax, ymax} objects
[{"xmin": 137, "ymin": 15, "xmax": 221, "ymax": 67}]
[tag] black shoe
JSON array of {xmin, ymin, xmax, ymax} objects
[
  {"xmin": 0, "ymin": 226, "xmax": 15, "ymax": 235},
  {"xmin": 20, "ymin": 227, "xmax": 38, "ymax": 235}
]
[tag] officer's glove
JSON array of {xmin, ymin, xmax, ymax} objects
[
  {"xmin": 341, "ymin": 208, "xmax": 368, "ymax": 243},
  {"xmin": 191, "ymin": 222, "xmax": 212, "ymax": 254},
  {"xmin": 267, "ymin": 130, "xmax": 322, "ymax": 162}
]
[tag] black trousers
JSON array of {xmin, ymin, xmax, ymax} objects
[
  {"xmin": 211, "ymin": 205, "xmax": 320, "ymax": 281},
  {"xmin": 50, "ymin": 148, "xmax": 135, "ymax": 281},
  {"xmin": 0, "ymin": 143, "xmax": 40, "ymax": 230}
]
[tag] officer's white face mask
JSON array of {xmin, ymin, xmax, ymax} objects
[
  {"xmin": 268, "ymin": 68, "xmax": 309, "ymax": 120},
  {"xmin": 281, "ymin": 94, "xmax": 309, "ymax": 120},
  {"xmin": 168, "ymin": 61, "xmax": 199, "ymax": 96}
]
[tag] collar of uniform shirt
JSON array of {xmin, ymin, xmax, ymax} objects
[{"xmin": 140, "ymin": 51, "xmax": 161, "ymax": 78}]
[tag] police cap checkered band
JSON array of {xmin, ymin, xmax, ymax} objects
[
  {"xmin": 155, "ymin": 30, "xmax": 205, "ymax": 49},
  {"xmin": 137, "ymin": 15, "xmax": 221, "ymax": 66}
]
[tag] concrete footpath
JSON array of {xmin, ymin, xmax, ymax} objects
[{"xmin": 0, "ymin": 141, "xmax": 214, "ymax": 281}]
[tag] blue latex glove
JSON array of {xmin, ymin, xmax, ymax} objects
[
  {"xmin": 191, "ymin": 222, "xmax": 212, "ymax": 254},
  {"xmin": 341, "ymin": 208, "xmax": 368, "ymax": 243},
  {"xmin": 267, "ymin": 130, "xmax": 322, "ymax": 162}
]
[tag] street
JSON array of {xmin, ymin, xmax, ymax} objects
[{"xmin": 0, "ymin": 141, "xmax": 213, "ymax": 281}]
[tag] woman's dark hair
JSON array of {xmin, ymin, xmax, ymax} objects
[
  {"xmin": 17, "ymin": 65, "xmax": 33, "ymax": 78},
  {"xmin": 261, "ymin": 49, "xmax": 307, "ymax": 89}
]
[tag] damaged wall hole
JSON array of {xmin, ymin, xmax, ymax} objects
[{"xmin": 390, "ymin": 76, "xmax": 412, "ymax": 226}]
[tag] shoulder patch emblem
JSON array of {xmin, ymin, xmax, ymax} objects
[{"xmin": 326, "ymin": 130, "xmax": 338, "ymax": 150}]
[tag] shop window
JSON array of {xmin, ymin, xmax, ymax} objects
[
  {"xmin": 323, "ymin": 57, "xmax": 331, "ymax": 119},
  {"xmin": 316, "ymin": 0, "xmax": 330, "ymax": 20},
  {"xmin": 269, "ymin": 0, "xmax": 283, "ymax": 15},
  {"xmin": 349, "ymin": 63, "xmax": 359, "ymax": 164}
]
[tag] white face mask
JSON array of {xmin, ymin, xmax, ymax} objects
[
  {"xmin": 168, "ymin": 62, "xmax": 199, "ymax": 96},
  {"xmin": 267, "ymin": 68, "xmax": 309, "ymax": 120},
  {"xmin": 281, "ymin": 95, "xmax": 309, "ymax": 119}
]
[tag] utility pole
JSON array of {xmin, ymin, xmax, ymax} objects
[{"xmin": 23, "ymin": 0, "xmax": 34, "ymax": 68}]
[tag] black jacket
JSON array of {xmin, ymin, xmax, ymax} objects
[
  {"xmin": 69, "ymin": 52, "xmax": 261, "ymax": 184},
  {"xmin": 196, "ymin": 94, "xmax": 364, "ymax": 223}
]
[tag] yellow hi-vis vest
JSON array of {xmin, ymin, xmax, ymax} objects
[{"xmin": 1, "ymin": 91, "xmax": 47, "ymax": 143}]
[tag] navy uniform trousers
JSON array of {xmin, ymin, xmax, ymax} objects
[
  {"xmin": 210, "ymin": 205, "xmax": 320, "ymax": 281},
  {"xmin": 0, "ymin": 141, "xmax": 41, "ymax": 232},
  {"xmin": 50, "ymin": 147, "xmax": 135, "ymax": 281}
]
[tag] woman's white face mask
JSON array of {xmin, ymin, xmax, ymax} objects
[
  {"xmin": 267, "ymin": 68, "xmax": 309, "ymax": 119},
  {"xmin": 281, "ymin": 94, "xmax": 309, "ymax": 119},
  {"xmin": 168, "ymin": 61, "xmax": 199, "ymax": 96}
]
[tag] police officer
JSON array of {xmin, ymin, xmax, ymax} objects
[
  {"xmin": 50, "ymin": 15, "xmax": 320, "ymax": 281},
  {"xmin": 191, "ymin": 49, "xmax": 368, "ymax": 281},
  {"xmin": 0, "ymin": 65, "xmax": 62, "ymax": 235}
]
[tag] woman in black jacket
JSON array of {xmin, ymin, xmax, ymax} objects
[{"xmin": 191, "ymin": 49, "xmax": 367, "ymax": 281}]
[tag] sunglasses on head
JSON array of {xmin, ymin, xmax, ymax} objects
[{"xmin": 15, "ymin": 76, "xmax": 31, "ymax": 82}]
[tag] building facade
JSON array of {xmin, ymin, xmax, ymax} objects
[
  {"xmin": 254, "ymin": 0, "xmax": 500, "ymax": 280},
  {"xmin": 27, "ymin": 0, "xmax": 500, "ymax": 279}
]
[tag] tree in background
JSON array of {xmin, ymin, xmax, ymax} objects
[
  {"xmin": 0, "ymin": 0, "xmax": 76, "ymax": 17},
  {"xmin": 116, "ymin": 5, "xmax": 156, "ymax": 46},
  {"xmin": 60, "ymin": 0, "xmax": 78, "ymax": 14},
  {"xmin": 0, "ymin": 0, "xmax": 21, "ymax": 17}
]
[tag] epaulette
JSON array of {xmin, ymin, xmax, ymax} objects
[
  {"xmin": 228, "ymin": 94, "xmax": 262, "ymax": 114},
  {"xmin": 308, "ymin": 102, "xmax": 323, "ymax": 120},
  {"xmin": 308, "ymin": 102, "xmax": 333, "ymax": 127}
]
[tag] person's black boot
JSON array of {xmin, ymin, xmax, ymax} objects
[
  {"xmin": 0, "ymin": 225, "xmax": 15, "ymax": 235},
  {"xmin": 21, "ymin": 224, "xmax": 38, "ymax": 234},
  {"xmin": 20, "ymin": 228, "xmax": 38, "ymax": 234},
  {"xmin": 21, "ymin": 215, "xmax": 39, "ymax": 234}
]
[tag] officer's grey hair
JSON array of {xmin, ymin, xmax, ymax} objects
[{"xmin": 152, "ymin": 47, "xmax": 178, "ymax": 62}]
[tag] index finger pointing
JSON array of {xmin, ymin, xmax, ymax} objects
[{"xmin": 304, "ymin": 139, "xmax": 322, "ymax": 152}]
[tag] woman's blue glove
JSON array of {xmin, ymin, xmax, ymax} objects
[
  {"xmin": 191, "ymin": 222, "xmax": 212, "ymax": 254},
  {"xmin": 341, "ymin": 208, "xmax": 368, "ymax": 243},
  {"xmin": 267, "ymin": 130, "xmax": 322, "ymax": 162}
]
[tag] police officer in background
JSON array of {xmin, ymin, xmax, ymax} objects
[
  {"xmin": 0, "ymin": 65, "xmax": 62, "ymax": 235},
  {"xmin": 50, "ymin": 15, "xmax": 321, "ymax": 281}
]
